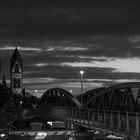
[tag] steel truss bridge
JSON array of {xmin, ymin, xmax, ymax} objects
[{"xmin": 24, "ymin": 82, "xmax": 140, "ymax": 140}]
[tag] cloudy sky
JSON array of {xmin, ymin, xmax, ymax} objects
[{"xmin": 1, "ymin": 0, "xmax": 140, "ymax": 97}]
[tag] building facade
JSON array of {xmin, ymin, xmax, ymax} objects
[{"xmin": 10, "ymin": 47, "xmax": 23, "ymax": 95}]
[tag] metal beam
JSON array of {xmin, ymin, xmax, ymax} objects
[{"xmin": 83, "ymin": 82, "xmax": 140, "ymax": 108}]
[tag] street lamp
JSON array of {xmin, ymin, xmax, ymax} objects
[
  {"xmin": 35, "ymin": 90, "xmax": 38, "ymax": 106},
  {"xmin": 80, "ymin": 70, "xmax": 84, "ymax": 105},
  {"xmin": 35, "ymin": 89, "xmax": 38, "ymax": 94},
  {"xmin": 69, "ymin": 89, "xmax": 73, "ymax": 94},
  {"xmin": 20, "ymin": 100, "xmax": 23, "ymax": 107}
]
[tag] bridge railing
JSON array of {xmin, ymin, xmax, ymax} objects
[{"xmin": 36, "ymin": 105, "xmax": 140, "ymax": 137}]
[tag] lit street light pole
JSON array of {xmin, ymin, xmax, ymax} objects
[
  {"xmin": 20, "ymin": 100, "xmax": 23, "ymax": 106},
  {"xmin": 35, "ymin": 89, "xmax": 38, "ymax": 96},
  {"xmin": 35, "ymin": 90, "xmax": 38, "ymax": 106},
  {"xmin": 80, "ymin": 70, "xmax": 84, "ymax": 105}
]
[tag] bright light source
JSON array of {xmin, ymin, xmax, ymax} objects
[
  {"xmin": 35, "ymin": 90, "xmax": 38, "ymax": 93},
  {"xmin": 80, "ymin": 70, "xmax": 84, "ymax": 75},
  {"xmin": 35, "ymin": 132, "xmax": 47, "ymax": 139},
  {"xmin": 47, "ymin": 121, "xmax": 52, "ymax": 126},
  {"xmin": 69, "ymin": 89, "xmax": 72, "ymax": 93},
  {"xmin": 0, "ymin": 133, "xmax": 5, "ymax": 137},
  {"xmin": 106, "ymin": 135, "xmax": 124, "ymax": 139},
  {"xmin": 20, "ymin": 101, "xmax": 23, "ymax": 104},
  {"xmin": 37, "ymin": 132, "xmax": 47, "ymax": 136}
]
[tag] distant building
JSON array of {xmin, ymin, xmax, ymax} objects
[{"xmin": 10, "ymin": 47, "xmax": 23, "ymax": 95}]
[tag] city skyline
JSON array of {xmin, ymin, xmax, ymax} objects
[{"xmin": 1, "ymin": 1, "xmax": 140, "ymax": 96}]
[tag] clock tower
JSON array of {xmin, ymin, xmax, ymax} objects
[{"xmin": 10, "ymin": 47, "xmax": 23, "ymax": 95}]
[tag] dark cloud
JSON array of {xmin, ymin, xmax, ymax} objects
[
  {"xmin": 1, "ymin": 1, "xmax": 140, "ymax": 95},
  {"xmin": 0, "ymin": 1, "xmax": 140, "ymax": 39}
]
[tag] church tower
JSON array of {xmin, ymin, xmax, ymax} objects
[{"xmin": 10, "ymin": 47, "xmax": 23, "ymax": 95}]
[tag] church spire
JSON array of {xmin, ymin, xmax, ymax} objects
[
  {"xmin": 10, "ymin": 47, "xmax": 23, "ymax": 72},
  {"xmin": 10, "ymin": 47, "xmax": 23, "ymax": 95}
]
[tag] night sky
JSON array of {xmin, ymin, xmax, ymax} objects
[{"xmin": 1, "ymin": 1, "xmax": 140, "ymax": 97}]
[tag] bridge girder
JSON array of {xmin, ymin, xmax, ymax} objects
[
  {"xmin": 83, "ymin": 82, "xmax": 140, "ymax": 112},
  {"xmin": 77, "ymin": 87, "xmax": 106, "ymax": 104},
  {"xmin": 39, "ymin": 88, "xmax": 81, "ymax": 107}
]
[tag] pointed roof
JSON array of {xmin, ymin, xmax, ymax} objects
[{"xmin": 10, "ymin": 47, "xmax": 23, "ymax": 71}]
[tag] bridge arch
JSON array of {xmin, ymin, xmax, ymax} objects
[
  {"xmin": 77, "ymin": 87, "xmax": 106, "ymax": 105},
  {"xmin": 83, "ymin": 82, "xmax": 140, "ymax": 112},
  {"xmin": 39, "ymin": 88, "xmax": 81, "ymax": 107}
]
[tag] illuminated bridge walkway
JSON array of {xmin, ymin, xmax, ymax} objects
[{"xmin": 25, "ymin": 82, "xmax": 140, "ymax": 140}]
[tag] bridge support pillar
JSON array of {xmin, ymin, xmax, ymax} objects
[{"xmin": 72, "ymin": 126, "xmax": 93, "ymax": 140}]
